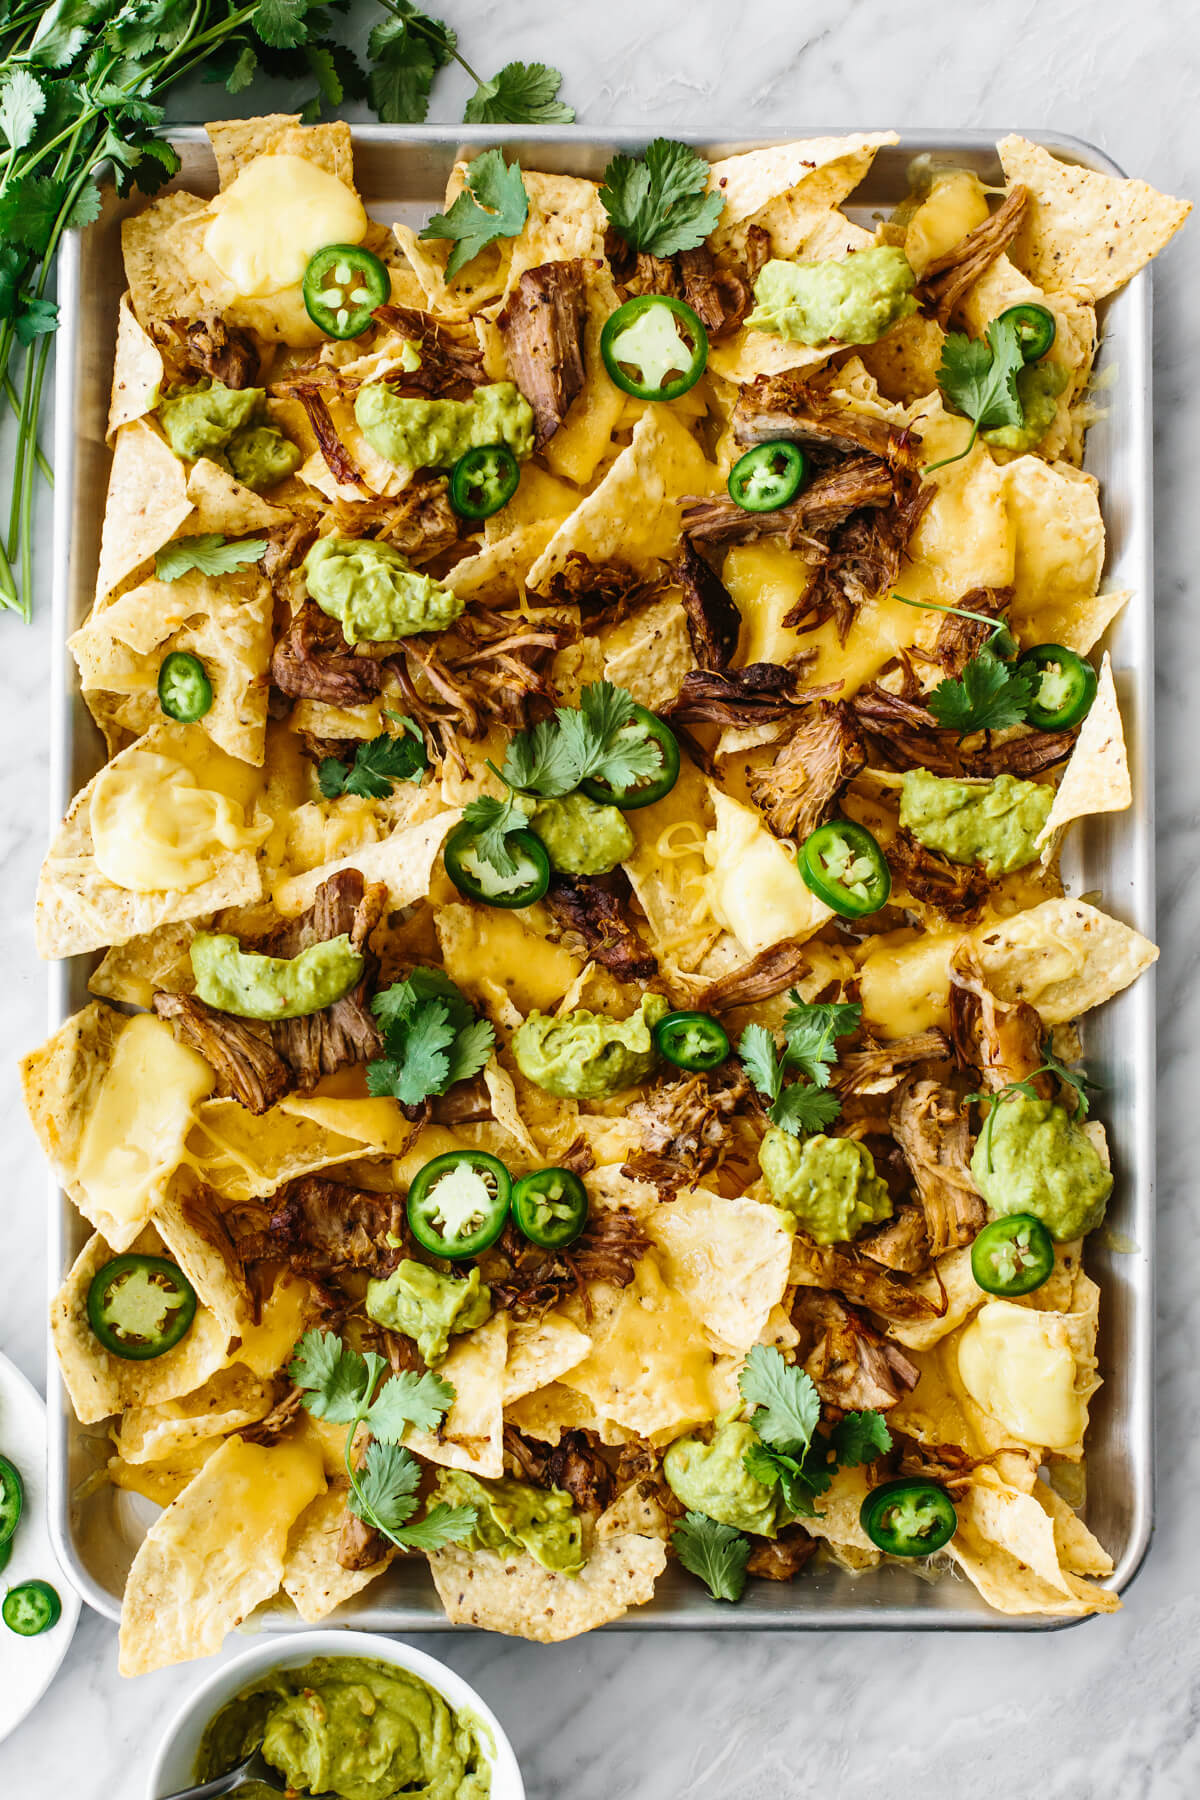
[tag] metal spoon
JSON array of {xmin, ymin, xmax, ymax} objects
[{"xmin": 158, "ymin": 1745, "xmax": 291, "ymax": 1799}]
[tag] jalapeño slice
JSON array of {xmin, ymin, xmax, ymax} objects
[
  {"xmin": 0, "ymin": 1457, "xmax": 22, "ymax": 1549},
  {"xmin": 86, "ymin": 1254, "xmax": 197, "ymax": 1361},
  {"xmin": 997, "ymin": 302, "xmax": 1056, "ymax": 363},
  {"xmin": 600, "ymin": 295, "xmax": 708, "ymax": 402},
  {"xmin": 579, "ymin": 704, "xmax": 681, "ymax": 811},
  {"xmin": 799, "ymin": 820, "xmax": 891, "ymax": 918},
  {"xmin": 449, "ymin": 444, "xmax": 521, "ymax": 520},
  {"xmin": 511, "ymin": 1168, "xmax": 589, "ymax": 1250},
  {"xmin": 443, "ymin": 820, "xmax": 551, "ymax": 910},
  {"xmin": 157, "ymin": 651, "xmax": 213, "ymax": 723},
  {"xmin": 407, "ymin": 1150, "xmax": 512, "ymax": 1259},
  {"xmin": 303, "ymin": 244, "xmax": 391, "ymax": 340},
  {"xmin": 653, "ymin": 1010, "xmax": 731, "ymax": 1072},
  {"xmin": 860, "ymin": 1478, "xmax": 957, "ymax": 1556},
  {"xmin": 727, "ymin": 442, "xmax": 808, "ymax": 513},
  {"xmin": 970, "ymin": 1213, "xmax": 1056, "ymax": 1297},
  {"xmin": 2, "ymin": 1580, "xmax": 61, "ymax": 1636},
  {"xmin": 1016, "ymin": 643, "xmax": 1098, "ymax": 731}
]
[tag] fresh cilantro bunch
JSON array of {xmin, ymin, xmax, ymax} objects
[
  {"xmin": 365, "ymin": 6, "xmax": 572, "ymax": 128},
  {"xmin": 290, "ymin": 1328, "xmax": 476, "ymax": 1550},
  {"xmin": 460, "ymin": 681, "xmax": 661, "ymax": 883},
  {"xmin": 968, "ymin": 1039, "xmax": 1095, "ymax": 1171},
  {"xmin": 738, "ymin": 996, "xmax": 861, "ymax": 1137},
  {"xmin": 926, "ymin": 313, "xmax": 1026, "ymax": 474},
  {"xmin": 318, "ymin": 716, "xmax": 428, "ymax": 799},
  {"xmin": 599, "ymin": 139, "xmax": 724, "ymax": 257},
  {"xmin": 367, "ymin": 967, "xmax": 495, "ymax": 1107},
  {"xmin": 672, "ymin": 1346, "xmax": 893, "ymax": 1602},
  {"xmin": 420, "ymin": 148, "xmax": 530, "ymax": 278},
  {"xmin": 154, "ymin": 534, "xmax": 269, "ymax": 581}
]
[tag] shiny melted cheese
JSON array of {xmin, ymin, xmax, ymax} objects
[
  {"xmin": 563, "ymin": 1255, "xmax": 724, "ymax": 1433},
  {"xmin": 230, "ymin": 1273, "xmax": 312, "ymax": 1380},
  {"xmin": 704, "ymin": 786, "xmax": 832, "ymax": 955},
  {"xmin": 90, "ymin": 749, "xmax": 267, "ymax": 892},
  {"xmin": 956, "ymin": 1301, "xmax": 1088, "ymax": 1450},
  {"xmin": 76, "ymin": 1015, "xmax": 214, "ymax": 1227},
  {"xmin": 440, "ymin": 907, "xmax": 582, "ymax": 1015},
  {"xmin": 856, "ymin": 929, "xmax": 960, "ymax": 1038},
  {"xmin": 904, "ymin": 171, "xmax": 990, "ymax": 278},
  {"xmin": 203, "ymin": 154, "xmax": 367, "ymax": 297}
]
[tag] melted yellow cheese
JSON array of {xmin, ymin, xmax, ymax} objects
[
  {"xmin": 563, "ymin": 1255, "xmax": 725, "ymax": 1434},
  {"xmin": 856, "ymin": 929, "xmax": 960, "ymax": 1038},
  {"xmin": 441, "ymin": 907, "xmax": 582, "ymax": 1015},
  {"xmin": 704, "ymin": 786, "xmax": 832, "ymax": 955},
  {"xmin": 230, "ymin": 1273, "xmax": 312, "ymax": 1379},
  {"xmin": 956, "ymin": 1301, "xmax": 1087, "ymax": 1450},
  {"xmin": 90, "ymin": 749, "xmax": 268, "ymax": 892},
  {"xmin": 76, "ymin": 1014, "xmax": 214, "ymax": 1227},
  {"xmin": 109, "ymin": 1443, "xmax": 219, "ymax": 1508},
  {"xmin": 904, "ymin": 171, "xmax": 990, "ymax": 278},
  {"xmin": 203, "ymin": 154, "xmax": 367, "ymax": 297}
]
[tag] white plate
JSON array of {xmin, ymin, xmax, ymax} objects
[{"xmin": 0, "ymin": 1352, "xmax": 79, "ymax": 1744}]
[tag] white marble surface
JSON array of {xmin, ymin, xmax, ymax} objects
[{"xmin": 0, "ymin": 2, "xmax": 1197, "ymax": 1794}]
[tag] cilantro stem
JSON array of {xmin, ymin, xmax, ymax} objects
[
  {"xmin": 923, "ymin": 420, "xmax": 979, "ymax": 476},
  {"xmin": 374, "ymin": 0, "xmax": 485, "ymax": 87},
  {"xmin": 3, "ymin": 376, "xmax": 51, "ymax": 486}
]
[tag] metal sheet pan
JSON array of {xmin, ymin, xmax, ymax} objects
[{"xmin": 47, "ymin": 127, "xmax": 1156, "ymax": 1630}]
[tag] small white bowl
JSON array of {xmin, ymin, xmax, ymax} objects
[{"xmin": 145, "ymin": 1628, "xmax": 524, "ymax": 1800}]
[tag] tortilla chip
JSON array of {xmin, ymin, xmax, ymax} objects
[
  {"xmin": 270, "ymin": 809, "xmax": 460, "ymax": 915},
  {"xmin": 601, "ymin": 594, "xmax": 695, "ymax": 713},
  {"xmin": 118, "ymin": 1435, "xmax": 326, "ymax": 1674},
  {"xmin": 1037, "ymin": 653, "xmax": 1131, "ymax": 850},
  {"xmin": 207, "ymin": 115, "xmax": 355, "ymax": 189},
  {"xmin": 109, "ymin": 1442, "xmax": 223, "ymax": 1508},
  {"xmin": 114, "ymin": 1364, "xmax": 273, "ymax": 1464},
  {"xmin": 405, "ymin": 1314, "xmax": 508, "ymax": 1477},
  {"xmin": 886, "ymin": 1245, "xmax": 983, "ymax": 1352},
  {"xmin": 36, "ymin": 724, "xmax": 266, "ymax": 959},
  {"xmin": 71, "ymin": 570, "xmax": 273, "ymax": 764},
  {"xmin": 969, "ymin": 898, "xmax": 1157, "ymax": 1024},
  {"xmin": 998, "ymin": 135, "xmax": 1190, "ymax": 301},
  {"xmin": 189, "ymin": 1093, "xmax": 418, "ymax": 1205},
  {"xmin": 21, "ymin": 1005, "xmax": 213, "ymax": 1250},
  {"xmin": 95, "ymin": 419, "xmax": 194, "ymax": 603},
  {"xmin": 89, "ymin": 920, "xmax": 202, "ymax": 1008},
  {"xmin": 1026, "ymin": 587, "xmax": 1131, "ymax": 657},
  {"xmin": 948, "ymin": 1466, "xmax": 1119, "ymax": 1616},
  {"xmin": 108, "ymin": 294, "xmax": 164, "ymax": 440},
  {"xmin": 526, "ymin": 407, "xmax": 714, "ymax": 592},
  {"xmin": 282, "ymin": 1485, "xmax": 392, "ymax": 1622},
  {"xmin": 428, "ymin": 1531, "xmax": 666, "ymax": 1642},
  {"xmin": 1003, "ymin": 457, "xmax": 1106, "ymax": 635},
  {"xmin": 707, "ymin": 134, "xmax": 897, "ymax": 238},
  {"xmin": 482, "ymin": 1059, "xmax": 540, "ymax": 1160},
  {"xmin": 121, "ymin": 191, "xmax": 212, "ymax": 337},
  {"xmin": 503, "ymin": 1382, "xmax": 620, "ymax": 1445},
  {"xmin": 51, "ymin": 1228, "xmax": 230, "ymax": 1425},
  {"xmin": 650, "ymin": 1191, "xmax": 792, "ymax": 1355},
  {"xmin": 183, "ymin": 458, "xmax": 293, "ymax": 537},
  {"xmin": 503, "ymin": 1315, "xmax": 593, "ymax": 1406},
  {"xmin": 798, "ymin": 1463, "xmax": 880, "ymax": 1562},
  {"xmin": 155, "ymin": 1174, "xmax": 249, "ymax": 1338}
]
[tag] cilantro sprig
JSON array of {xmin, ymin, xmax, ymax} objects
[
  {"xmin": 671, "ymin": 1347, "xmax": 893, "ymax": 1602},
  {"xmin": 367, "ymin": 968, "xmax": 495, "ymax": 1107},
  {"xmin": 967, "ymin": 1038, "xmax": 1096, "ymax": 1172},
  {"xmin": 318, "ymin": 717, "xmax": 428, "ymax": 799},
  {"xmin": 154, "ymin": 534, "xmax": 268, "ymax": 582},
  {"xmin": 599, "ymin": 139, "xmax": 724, "ymax": 257},
  {"xmin": 781, "ymin": 996, "xmax": 862, "ymax": 1088},
  {"xmin": 290, "ymin": 1328, "xmax": 476, "ymax": 1551},
  {"xmin": 737, "ymin": 997, "xmax": 860, "ymax": 1138},
  {"xmin": 892, "ymin": 594, "xmax": 1038, "ymax": 736},
  {"xmin": 926, "ymin": 313, "xmax": 1026, "ymax": 475},
  {"xmin": 420, "ymin": 149, "xmax": 529, "ymax": 279}
]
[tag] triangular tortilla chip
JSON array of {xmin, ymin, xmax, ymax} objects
[
  {"xmin": 108, "ymin": 294, "xmax": 164, "ymax": 441},
  {"xmin": 189, "ymin": 1093, "xmax": 418, "ymax": 1204},
  {"xmin": 601, "ymin": 594, "xmax": 695, "ymax": 713},
  {"xmin": 114, "ymin": 1364, "xmax": 273, "ymax": 1464},
  {"xmin": 184, "ymin": 458, "xmax": 293, "ymax": 536},
  {"xmin": 1037, "ymin": 653, "xmax": 1131, "ymax": 850},
  {"xmin": 207, "ymin": 115, "xmax": 355, "ymax": 189},
  {"xmin": 998, "ymin": 135, "xmax": 1191, "ymax": 300},
  {"xmin": 405, "ymin": 1313, "xmax": 508, "ymax": 1477},
  {"xmin": 650, "ymin": 1190, "xmax": 793, "ymax": 1355},
  {"xmin": 1003, "ymin": 456, "xmax": 1106, "ymax": 634},
  {"xmin": 969, "ymin": 898, "xmax": 1157, "ymax": 1024},
  {"xmin": 948, "ymin": 1466, "xmax": 1118, "ymax": 1616},
  {"xmin": 269, "ymin": 808, "xmax": 461, "ymax": 915},
  {"xmin": 503, "ymin": 1315, "xmax": 593, "ymax": 1406},
  {"xmin": 428, "ymin": 1531, "xmax": 666, "ymax": 1642},
  {"xmin": 707, "ymin": 133, "xmax": 897, "ymax": 237},
  {"xmin": 282, "ymin": 1485, "xmax": 392, "ymax": 1622},
  {"xmin": 95, "ymin": 419, "xmax": 193, "ymax": 603},
  {"xmin": 90, "ymin": 920, "xmax": 201, "ymax": 1008}
]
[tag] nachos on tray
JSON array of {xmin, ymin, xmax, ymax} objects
[{"xmin": 22, "ymin": 118, "xmax": 1187, "ymax": 1673}]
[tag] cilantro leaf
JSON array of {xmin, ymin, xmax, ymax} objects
[
  {"xmin": 743, "ymin": 1440, "xmax": 828, "ymax": 1519},
  {"xmin": 929, "ymin": 314, "xmax": 1026, "ymax": 473},
  {"xmin": 927, "ymin": 645, "xmax": 1036, "ymax": 735},
  {"xmin": 769, "ymin": 1082, "xmax": 843, "ymax": 1136},
  {"xmin": 253, "ymin": 0, "xmax": 313, "ymax": 51},
  {"xmin": 442, "ymin": 1015, "xmax": 496, "ymax": 1089},
  {"xmin": 14, "ymin": 294, "xmax": 58, "ymax": 346},
  {"xmin": 367, "ymin": 1368, "xmax": 456, "ymax": 1440},
  {"xmin": 500, "ymin": 717, "xmax": 581, "ymax": 798},
  {"xmin": 370, "ymin": 999, "xmax": 455, "ymax": 1106},
  {"xmin": 394, "ymin": 1502, "xmax": 479, "ymax": 1552},
  {"xmin": 0, "ymin": 174, "xmax": 66, "ymax": 254},
  {"xmin": 352, "ymin": 1438, "xmax": 422, "ymax": 1531},
  {"xmin": 739, "ymin": 1345, "xmax": 821, "ymax": 1457},
  {"xmin": 459, "ymin": 791, "xmax": 531, "ymax": 880},
  {"xmin": 829, "ymin": 1410, "xmax": 893, "ymax": 1468},
  {"xmin": 1038, "ymin": 1038, "xmax": 1094, "ymax": 1119},
  {"xmin": 782, "ymin": 995, "xmax": 862, "ymax": 1088},
  {"xmin": 599, "ymin": 139, "xmax": 724, "ymax": 257},
  {"xmin": 671, "ymin": 1511, "xmax": 750, "ymax": 1603},
  {"xmin": 368, "ymin": 975, "xmax": 493, "ymax": 1107},
  {"xmin": 464, "ymin": 61, "xmax": 574, "ymax": 125},
  {"xmin": 420, "ymin": 149, "xmax": 529, "ymax": 280},
  {"xmin": 290, "ymin": 1330, "xmax": 380, "ymax": 1423},
  {"xmin": 317, "ymin": 726, "xmax": 428, "ymax": 800},
  {"xmin": 0, "ymin": 70, "xmax": 46, "ymax": 154},
  {"xmin": 737, "ymin": 1022, "xmax": 784, "ymax": 1106},
  {"xmin": 373, "ymin": 969, "xmax": 475, "ymax": 1039},
  {"xmin": 367, "ymin": 4, "xmax": 456, "ymax": 124},
  {"xmin": 153, "ymin": 533, "xmax": 268, "ymax": 582}
]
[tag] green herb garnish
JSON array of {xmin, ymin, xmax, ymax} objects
[
  {"xmin": 367, "ymin": 969, "xmax": 495, "ymax": 1106},
  {"xmin": 154, "ymin": 534, "xmax": 269, "ymax": 582},
  {"xmin": 420, "ymin": 148, "xmax": 530, "ymax": 279},
  {"xmin": 599, "ymin": 139, "xmax": 724, "ymax": 257},
  {"xmin": 926, "ymin": 313, "xmax": 1026, "ymax": 474},
  {"xmin": 318, "ymin": 719, "xmax": 427, "ymax": 799}
]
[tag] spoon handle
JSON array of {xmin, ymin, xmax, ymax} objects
[{"xmin": 157, "ymin": 1769, "xmax": 254, "ymax": 1800}]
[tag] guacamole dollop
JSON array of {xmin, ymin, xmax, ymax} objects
[
  {"xmin": 366, "ymin": 1260, "xmax": 491, "ymax": 1366},
  {"xmin": 190, "ymin": 930, "xmax": 363, "ymax": 1020},
  {"xmin": 899, "ymin": 769, "xmax": 1053, "ymax": 877},
  {"xmin": 513, "ymin": 992, "xmax": 668, "ymax": 1099},
  {"xmin": 971, "ymin": 1093, "xmax": 1113, "ymax": 1241},
  {"xmin": 663, "ymin": 1420, "xmax": 781, "ymax": 1537},
  {"xmin": 984, "ymin": 360, "xmax": 1070, "ymax": 453},
  {"xmin": 434, "ymin": 1470, "xmax": 585, "ymax": 1574},
  {"xmin": 759, "ymin": 1129, "xmax": 893, "ymax": 1243},
  {"xmin": 521, "ymin": 790, "xmax": 634, "ymax": 877},
  {"xmin": 156, "ymin": 379, "xmax": 300, "ymax": 491},
  {"xmin": 196, "ymin": 1655, "xmax": 491, "ymax": 1800},
  {"xmin": 355, "ymin": 381, "xmax": 535, "ymax": 470},
  {"xmin": 303, "ymin": 536, "xmax": 464, "ymax": 644},
  {"xmin": 746, "ymin": 246, "xmax": 917, "ymax": 347}
]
